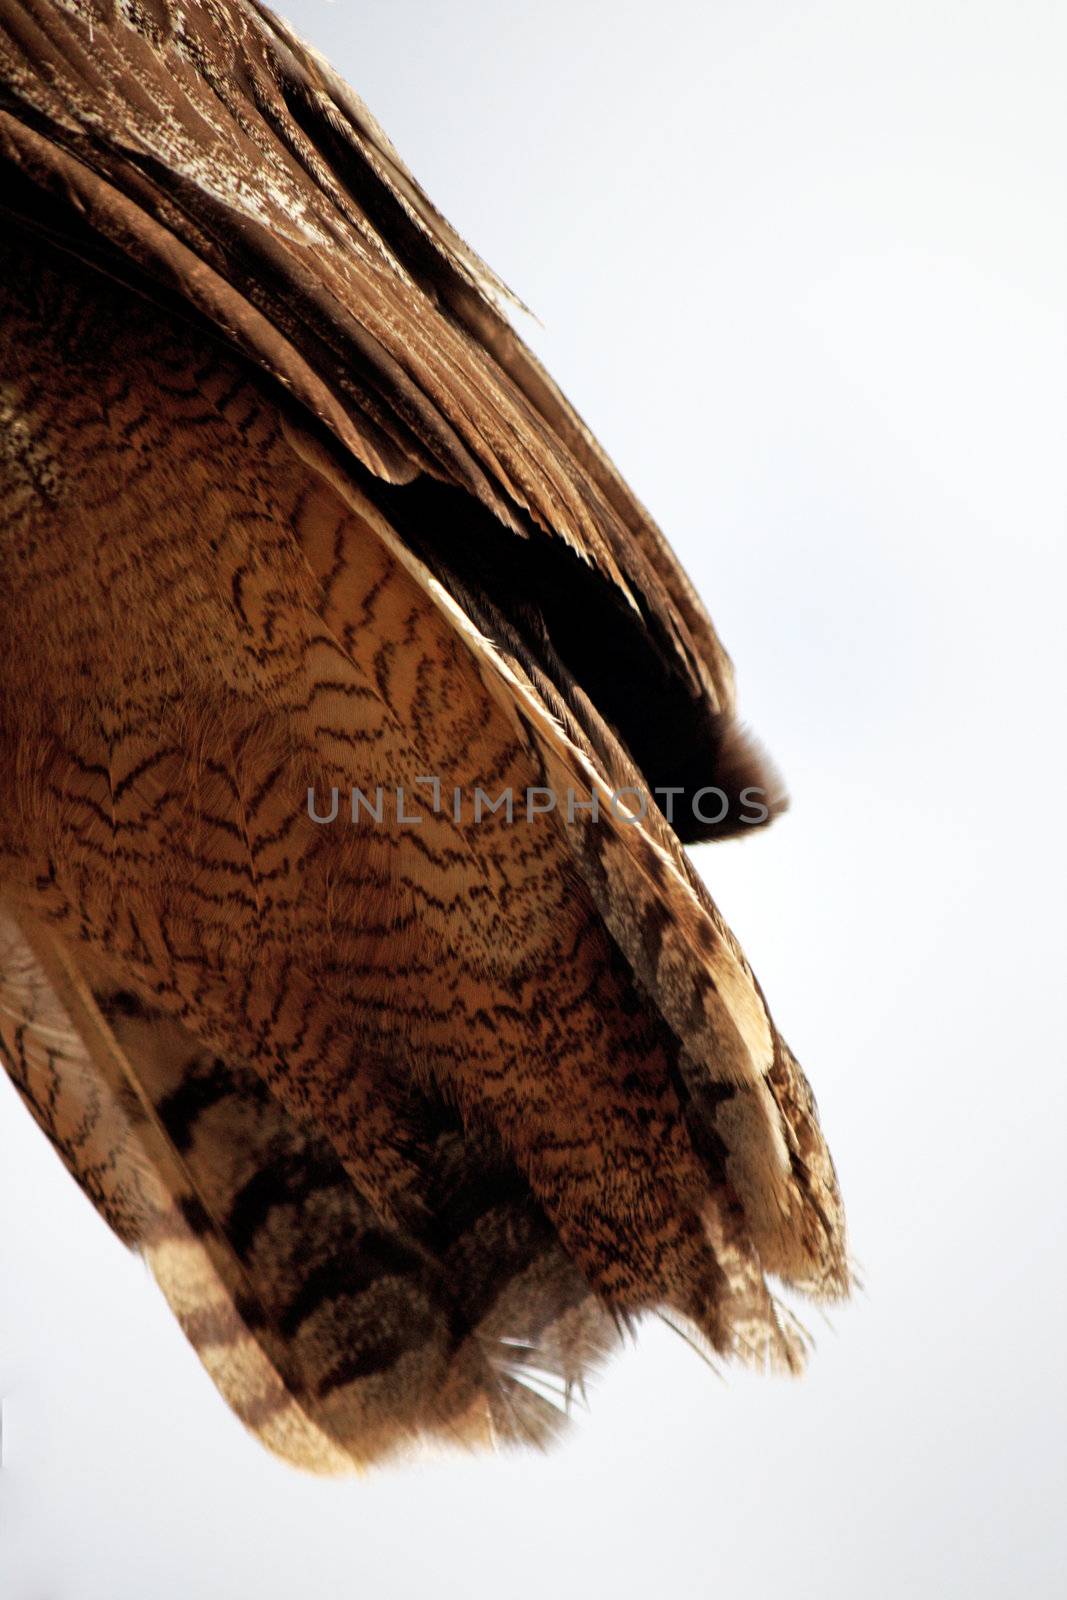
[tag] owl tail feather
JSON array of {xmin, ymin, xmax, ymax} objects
[{"xmin": 1, "ymin": 901, "xmax": 618, "ymax": 1471}]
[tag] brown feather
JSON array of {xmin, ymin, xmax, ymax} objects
[{"xmin": 0, "ymin": 0, "xmax": 848, "ymax": 1470}]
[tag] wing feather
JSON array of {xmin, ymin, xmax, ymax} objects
[
  {"xmin": 0, "ymin": 0, "xmax": 849, "ymax": 1468},
  {"xmin": 0, "ymin": 0, "xmax": 782, "ymax": 838}
]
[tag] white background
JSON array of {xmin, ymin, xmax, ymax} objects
[{"xmin": 2, "ymin": 2, "xmax": 1065, "ymax": 1595}]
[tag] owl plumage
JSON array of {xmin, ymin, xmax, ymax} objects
[{"xmin": 0, "ymin": 0, "xmax": 848, "ymax": 1470}]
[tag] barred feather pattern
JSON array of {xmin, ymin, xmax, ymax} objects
[{"xmin": 0, "ymin": 0, "xmax": 848, "ymax": 1470}]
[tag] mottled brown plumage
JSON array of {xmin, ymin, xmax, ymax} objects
[{"xmin": 0, "ymin": 0, "xmax": 848, "ymax": 1470}]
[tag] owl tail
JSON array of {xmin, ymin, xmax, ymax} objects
[{"xmin": 1, "ymin": 902, "xmax": 618, "ymax": 1470}]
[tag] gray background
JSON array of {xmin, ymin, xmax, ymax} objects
[{"xmin": 2, "ymin": 2, "xmax": 1064, "ymax": 1595}]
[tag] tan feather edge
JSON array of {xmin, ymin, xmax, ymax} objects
[{"xmin": 4, "ymin": 896, "xmax": 361, "ymax": 1473}]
